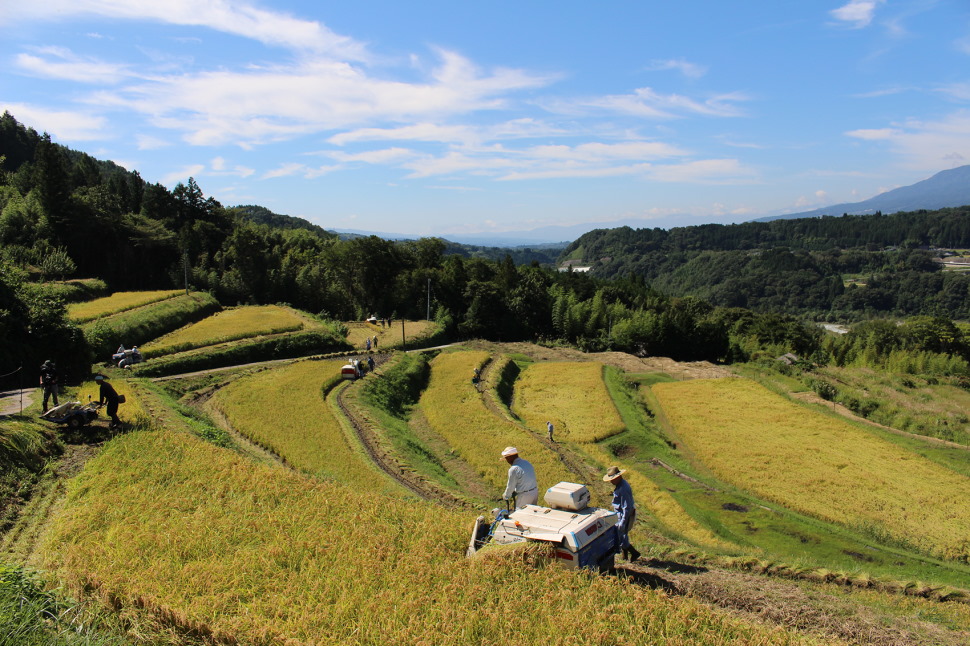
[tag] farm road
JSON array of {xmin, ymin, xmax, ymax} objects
[{"xmin": 0, "ymin": 388, "xmax": 33, "ymax": 417}]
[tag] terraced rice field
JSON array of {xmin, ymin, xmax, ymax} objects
[
  {"xmin": 512, "ymin": 361, "xmax": 734, "ymax": 549},
  {"xmin": 67, "ymin": 290, "xmax": 182, "ymax": 323},
  {"xmin": 346, "ymin": 319, "xmax": 437, "ymax": 350},
  {"xmin": 210, "ymin": 359, "xmax": 388, "ymax": 488},
  {"xmin": 39, "ymin": 427, "xmax": 817, "ymax": 646},
  {"xmin": 140, "ymin": 305, "xmax": 306, "ymax": 358},
  {"xmin": 653, "ymin": 378, "xmax": 970, "ymax": 562},
  {"xmin": 512, "ymin": 361, "xmax": 624, "ymax": 443},
  {"xmin": 421, "ymin": 351, "xmax": 576, "ymax": 492}
]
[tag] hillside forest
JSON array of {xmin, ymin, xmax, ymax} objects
[{"xmin": 1, "ymin": 110, "xmax": 969, "ymax": 384}]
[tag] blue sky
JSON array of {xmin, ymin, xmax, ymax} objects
[{"xmin": 1, "ymin": 0, "xmax": 969, "ymax": 238}]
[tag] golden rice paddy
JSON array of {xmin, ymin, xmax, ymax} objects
[
  {"xmin": 653, "ymin": 378, "xmax": 970, "ymax": 562},
  {"xmin": 67, "ymin": 290, "xmax": 182, "ymax": 323},
  {"xmin": 40, "ymin": 427, "xmax": 818, "ymax": 645},
  {"xmin": 512, "ymin": 361, "xmax": 625, "ymax": 443},
  {"xmin": 140, "ymin": 305, "xmax": 306, "ymax": 357}
]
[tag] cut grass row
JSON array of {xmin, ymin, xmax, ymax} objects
[
  {"xmin": 39, "ymin": 427, "xmax": 821, "ymax": 645},
  {"xmin": 653, "ymin": 378, "xmax": 970, "ymax": 564}
]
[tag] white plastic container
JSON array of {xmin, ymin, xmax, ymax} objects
[{"xmin": 544, "ymin": 482, "xmax": 590, "ymax": 511}]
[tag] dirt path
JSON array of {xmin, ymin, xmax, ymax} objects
[
  {"xmin": 620, "ymin": 560, "xmax": 969, "ymax": 646},
  {"xmin": 0, "ymin": 388, "xmax": 34, "ymax": 417}
]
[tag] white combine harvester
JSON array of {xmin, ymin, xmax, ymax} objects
[{"xmin": 467, "ymin": 482, "xmax": 620, "ymax": 572}]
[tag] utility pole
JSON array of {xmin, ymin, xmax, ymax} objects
[
  {"xmin": 401, "ymin": 319, "xmax": 406, "ymax": 350},
  {"xmin": 183, "ymin": 252, "xmax": 189, "ymax": 295},
  {"xmin": 426, "ymin": 278, "xmax": 431, "ymax": 321}
]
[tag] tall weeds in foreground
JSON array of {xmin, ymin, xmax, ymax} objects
[{"xmin": 40, "ymin": 428, "xmax": 820, "ymax": 645}]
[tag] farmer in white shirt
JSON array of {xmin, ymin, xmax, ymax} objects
[{"xmin": 500, "ymin": 446, "xmax": 538, "ymax": 509}]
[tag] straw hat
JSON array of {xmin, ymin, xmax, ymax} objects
[
  {"xmin": 603, "ymin": 466, "xmax": 626, "ymax": 482},
  {"xmin": 500, "ymin": 446, "xmax": 519, "ymax": 459}
]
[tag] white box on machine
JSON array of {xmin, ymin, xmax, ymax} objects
[{"xmin": 544, "ymin": 482, "xmax": 590, "ymax": 511}]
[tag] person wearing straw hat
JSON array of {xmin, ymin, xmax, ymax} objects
[
  {"xmin": 39, "ymin": 359, "xmax": 59, "ymax": 412},
  {"xmin": 604, "ymin": 466, "xmax": 640, "ymax": 562},
  {"xmin": 500, "ymin": 446, "xmax": 538, "ymax": 509}
]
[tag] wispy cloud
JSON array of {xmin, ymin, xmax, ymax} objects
[
  {"xmin": 558, "ymin": 87, "xmax": 749, "ymax": 119},
  {"xmin": 829, "ymin": 0, "xmax": 885, "ymax": 28},
  {"xmin": 84, "ymin": 51, "xmax": 552, "ymax": 147},
  {"xmin": 161, "ymin": 164, "xmax": 206, "ymax": 185},
  {"xmin": 846, "ymin": 110, "xmax": 970, "ymax": 169},
  {"xmin": 261, "ymin": 163, "xmax": 341, "ymax": 180},
  {"xmin": 644, "ymin": 58, "xmax": 707, "ymax": 79},
  {"xmin": 0, "ymin": 102, "xmax": 107, "ymax": 140},
  {"xmin": 3, "ymin": 0, "xmax": 370, "ymax": 60},
  {"xmin": 15, "ymin": 46, "xmax": 130, "ymax": 84}
]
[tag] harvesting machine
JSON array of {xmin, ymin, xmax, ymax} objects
[{"xmin": 467, "ymin": 482, "xmax": 620, "ymax": 572}]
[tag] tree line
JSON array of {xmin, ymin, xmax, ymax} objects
[{"xmin": 1, "ymin": 111, "xmax": 967, "ymax": 384}]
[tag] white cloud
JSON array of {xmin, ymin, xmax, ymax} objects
[
  {"xmin": 846, "ymin": 110, "xmax": 970, "ymax": 170},
  {"xmin": 644, "ymin": 58, "xmax": 707, "ymax": 79},
  {"xmin": 322, "ymin": 148, "xmax": 417, "ymax": 164},
  {"xmin": 564, "ymin": 87, "xmax": 748, "ymax": 119},
  {"xmin": 845, "ymin": 127, "xmax": 900, "ymax": 140},
  {"xmin": 0, "ymin": 102, "xmax": 107, "ymax": 140},
  {"xmin": 85, "ymin": 52, "xmax": 552, "ymax": 147},
  {"xmin": 136, "ymin": 134, "xmax": 171, "ymax": 150},
  {"xmin": 260, "ymin": 163, "xmax": 340, "ymax": 180},
  {"xmin": 644, "ymin": 158, "xmax": 757, "ymax": 184},
  {"xmin": 328, "ymin": 119, "xmax": 562, "ymax": 147},
  {"xmin": 15, "ymin": 47, "xmax": 130, "ymax": 84},
  {"xmin": 161, "ymin": 164, "xmax": 206, "ymax": 185},
  {"xmin": 3, "ymin": 0, "xmax": 370, "ymax": 60},
  {"xmin": 937, "ymin": 83, "xmax": 970, "ymax": 102},
  {"xmin": 830, "ymin": 0, "xmax": 885, "ymax": 28}
]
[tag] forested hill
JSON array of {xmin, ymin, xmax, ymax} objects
[{"xmin": 560, "ymin": 208, "xmax": 970, "ymax": 320}]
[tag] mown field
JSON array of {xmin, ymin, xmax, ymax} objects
[
  {"xmin": 653, "ymin": 378, "xmax": 970, "ymax": 564},
  {"xmin": 140, "ymin": 304, "xmax": 307, "ymax": 358}
]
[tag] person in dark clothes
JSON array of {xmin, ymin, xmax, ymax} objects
[
  {"xmin": 94, "ymin": 374, "xmax": 121, "ymax": 429},
  {"xmin": 39, "ymin": 360, "xmax": 59, "ymax": 412}
]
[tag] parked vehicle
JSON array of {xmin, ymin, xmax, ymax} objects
[{"xmin": 40, "ymin": 400, "xmax": 100, "ymax": 429}]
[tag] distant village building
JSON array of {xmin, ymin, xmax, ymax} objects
[{"xmin": 558, "ymin": 259, "xmax": 592, "ymax": 273}]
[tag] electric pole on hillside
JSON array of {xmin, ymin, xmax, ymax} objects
[
  {"xmin": 183, "ymin": 252, "xmax": 189, "ymax": 295},
  {"xmin": 426, "ymin": 278, "xmax": 431, "ymax": 321},
  {"xmin": 401, "ymin": 319, "xmax": 406, "ymax": 351}
]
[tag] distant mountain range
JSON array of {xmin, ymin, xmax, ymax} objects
[{"xmin": 754, "ymin": 164, "xmax": 970, "ymax": 222}]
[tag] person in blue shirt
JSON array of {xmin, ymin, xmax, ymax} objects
[{"xmin": 604, "ymin": 466, "xmax": 640, "ymax": 562}]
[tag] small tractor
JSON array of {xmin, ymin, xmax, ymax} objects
[
  {"xmin": 467, "ymin": 482, "xmax": 620, "ymax": 572},
  {"xmin": 41, "ymin": 400, "xmax": 101, "ymax": 429}
]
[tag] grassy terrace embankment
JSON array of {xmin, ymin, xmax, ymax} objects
[
  {"xmin": 68, "ymin": 290, "xmax": 183, "ymax": 323},
  {"xmin": 38, "ymin": 427, "xmax": 821, "ymax": 645},
  {"xmin": 653, "ymin": 378, "xmax": 970, "ymax": 565}
]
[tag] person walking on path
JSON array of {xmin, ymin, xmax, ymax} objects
[
  {"xmin": 604, "ymin": 466, "xmax": 640, "ymax": 562},
  {"xmin": 546, "ymin": 420, "xmax": 554, "ymax": 442},
  {"xmin": 373, "ymin": 335, "xmax": 378, "ymax": 350},
  {"xmin": 500, "ymin": 446, "xmax": 538, "ymax": 509},
  {"xmin": 39, "ymin": 360, "xmax": 59, "ymax": 412},
  {"xmin": 95, "ymin": 375, "xmax": 122, "ymax": 429},
  {"xmin": 365, "ymin": 337, "xmax": 371, "ymax": 351}
]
